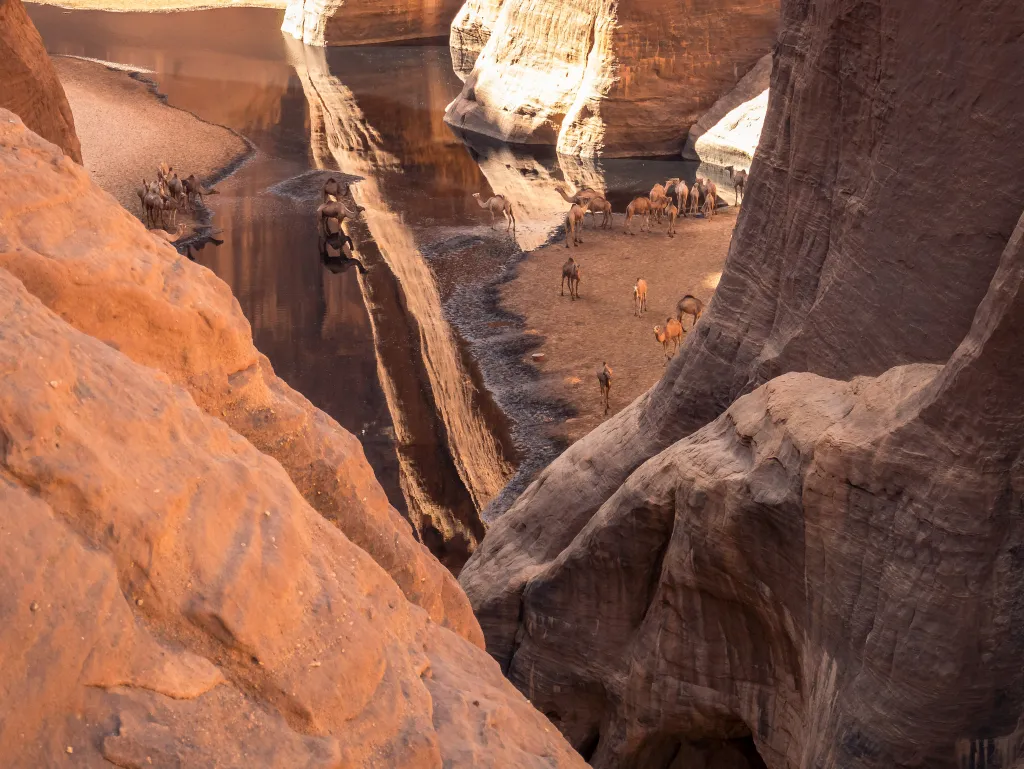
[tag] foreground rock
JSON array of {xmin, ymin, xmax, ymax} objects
[
  {"xmin": 0, "ymin": 0, "xmax": 81, "ymax": 163},
  {"xmin": 0, "ymin": 111, "xmax": 587, "ymax": 767},
  {"xmin": 0, "ymin": 110, "xmax": 479, "ymax": 645},
  {"xmin": 461, "ymin": 0, "xmax": 1024, "ymax": 764},
  {"xmin": 682, "ymin": 52, "xmax": 770, "ymax": 170},
  {"xmin": 283, "ymin": 0, "xmax": 462, "ymax": 45},
  {"xmin": 445, "ymin": 0, "xmax": 779, "ymax": 157}
]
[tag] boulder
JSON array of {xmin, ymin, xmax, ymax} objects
[
  {"xmin": 682, "ymin": 52, "xmax": 771, "ymax": 170},
  {"xmin": 444, "ymin": 0, "xmax": 779, "ymax": 157},
  {"xmin": 460, "ymin": 0, "xmax": 1024, "ymax": 764},
  {"xmin": 0, "ymin": 0, "xmax": 82, "ymax": 163},
  {"xmin": 282, "ymin": 0, "xmax": 462, "ymax": 46},
  {"xmin": 0, "ymin": 109, "xmax": 480, "ymax": 646}
]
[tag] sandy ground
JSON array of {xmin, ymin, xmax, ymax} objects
[
  {"xmin": 31, "ymin": 0, "xmax": 284, "ymax": 10},
  {"xmin": 54, "ymin": 56, "xmax": 249, "ymax": 218},
  {"xmin": 504, "ymin": 207, "xmax": 737, "ymax": 443}
]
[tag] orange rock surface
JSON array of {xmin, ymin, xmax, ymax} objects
[
  {"xmin": 0, "ymin": 110, "xmax": 587, "ymax": 767},
  {"xmin": 0, "ymin": 0, "xmax": 82, "ymax": 163}
]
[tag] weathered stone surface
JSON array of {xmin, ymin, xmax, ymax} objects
[
  {"xmin": 0, "ymin": 109, "xmax": 480, "ymax": 646},
  {"xmin": 282, "ymin": 0, "xmax": 462, "ymax": 46},
  {"xmin": 0, "ymin": 0, "xmax": 81, "ymax": 163},
  {"xmin": 461, "ymin": 0, "xmax": 1024, "ymax": 764},
  {"xmin": 682, "ymin": 52, "xmax": 770, "ymax": 170},
  {"xmin": 445, "ymin": 0, "xmax": 779, "ymax": 157}
]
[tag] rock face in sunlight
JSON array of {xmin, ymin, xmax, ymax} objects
[
  {"xmin": 460, "ymin": 0, "xmax": 1024, "ymax": 765},
  {"xmin": 0, "ymin": 0, "xmax": 81, "ymax": 163},
  {"xmin": 282, "ymin": 0, "xmax": 462, "ymax": 46},
  {"xmin": 682, "ymin": 52, "xmax": 770, "ymax": 170},
  {"xmin": 444, "ymin": 0, "xmax": 779, "ymax": 157},
  {"xmin": 0, "ymin": 110, "xmax": 588, "ymax": 768}
]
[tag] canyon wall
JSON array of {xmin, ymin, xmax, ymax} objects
[
  {"xmin": 282, "ymin": 0, "xmax": 462, "ymax": 45},
  {"xmin": 460, "ymin": 0, "xmax": 1024, "ymax": 765},
  {"xmin": 0, "ymin": 109, "xmax": 588, "ymax": 767},
  {"xmin": 0, "ymin": 0, "xmax": 81, "ymax": 163},
  {"xmin": 445, "ymin": 0, "xmax": 779, "ymax": 157}
]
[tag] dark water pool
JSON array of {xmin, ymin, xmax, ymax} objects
[{"xmin": 28, "ymin": 4, "xmax": 701, "ymax": 568}]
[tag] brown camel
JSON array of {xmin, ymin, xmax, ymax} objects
[
  {"xmin": 653, "ymin": 317, "xmax": 684, "ymax": 360},
  {"xmin": 583, "ymin": 196, "xmax": 613, "ymax": 229},
  {"xmin": 665, "ymin": 201, "xmax": 680, "ymax": 237},
  {"xmin": 728, "ymin": 167, "xmax": 748, "ymax": 204},
  {"xmin": 556, "ymin": 186, "xmax": 601, "ymax": 206},
  {"xmin": 624, "ymin": 196, "xmax": 653, "ymax": 235},
  {"xmin": 650, "ymin": 195, "xmax": 673, "ymax": 224},
  {"xmin": 561, "ymin": 257, "xmax": 582, "ymax": 300},
  {"xmin": 597, "ymin": 361, "xmax": 612, "ymax": 415},
  {"xmin": 317, "ymin": 199, "xmax": 362, "ymax": 241},
  {"xmin": 688, "ymin": 178, "xmax": 705, "ymax": 216},
  {"xmin": 472, "ymin": 193, "xmax": 516, "ymax": 235},
  {"xmin": 633, "ymin": 278, "xmax": 648, "ymax": 316},
  {"xmin": 182, "ymin": 174, "xmax": 219, "ymax": 209},
  {"xmin": 676, "ymin": 294, "xmax": 705, "ymax": 329},
  {"xmin": 565, "ymin": 202, "xmax": 586, "ymax": 248},
  {"xmin": 703, "ymin": 180, "xmax": 719, "ymax": 217}
]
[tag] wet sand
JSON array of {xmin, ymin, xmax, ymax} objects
[
  {"xmin": 54, "ymin": 55, "xmax": 249, "ymax": 215},
  {"xmin": 503, "ymin": 207, "xmax": 737, "ymax": 444}
]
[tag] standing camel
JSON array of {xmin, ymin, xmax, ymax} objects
[
  {"xmin": 650, "ymin": 195, "xmax": 673, "ymax": 224},
  {"xmin": 673, "ymin": 180, "xmax": 689, "ymax": 216},
  {"xmin": 624, "ymin": 196, "xmax": 653, "ymax": 235},
  {"xmin": 728, "ymin": 167, "xmax": 748, "ymax": 204},
  {"xmin": 561, "ymin": 258, "xmax": 582, "ymax": 300},
  {"xmin": 633, "ymin": 278, "xmax": 648, "ymax": 316},
  {"xmin": 322, "ymin": 177, "xmax": 349, "ymax": 203},
  {"xmin": 676, "ymin": 295, "xmax": 705, "ymax": 329},
  {"xmin": 665, "ymin": 201, "xmax": 680, "ymax": 237},
  {"xmin": 472, "ymin": 193, "xmax": 516, "ymax": 235},
  {"xmin": 688, "ymin": 178, "xmax": 706, "ymax": 216},
  {"xmin": 565, "ymin": 202, "xmax": 586, "ymax": 248},
  {"xmin": 703, "ymin": 180, "xmax": 718, "ymax": 217},
  {"xmin": 317, "ymin": 199, "xmax": 362, "ymax": 243},
  {"xmin": 597, "ymin": 362, "xmax": 612, "ymax": 415},
  {"xmin": 583, "ymin": 195, "xmax": 613, "ymax": 229},
  {"xmin": 654, "ymin": 318, "xmax": 684, "ymax": 360},
  {"xmin": 556, "ymin": 186, "xmax": 601, "ymax": 206}
]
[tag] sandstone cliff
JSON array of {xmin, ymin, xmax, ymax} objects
[
  {"xmin": 461, "ymin": 0, "xmax": 1024, "ymax": 765},
  {"xmin": 0, "ymin": 110, "xmax": 588, "ymax": 767},
  {"xmin": 0, "ymin": 0, "xmax": 82, "ymax": 163},
  {"xmin": 282, "ymin": 0, "xmax": 462, "ymax": 46},
  {"xmin": 445, "ymin": 0, "xmax": 779, "ymax": 157},
  {"xmin": 682, "ymin": 52, "xmax": 770, "ymax": 170}
]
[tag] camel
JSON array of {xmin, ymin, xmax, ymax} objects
[
  {"xmin": 653, "ymin": 317, "xmax": 684, "ymax": 360},
  {"xmin": 149, "ymin": 223, "xmax": 187, "ymax": 243},
  {"xmin": 556, "ymin": 186, "xmax": 601, "ymax": 207},
  {"xmin": 701, "ymin": 190, "xmax": 717, "ymax": 218},
  {"xmin": 633, "ymin": 278, "xmax": 648, "ymax": 316},
  {"xmin": 728, "ymin": 167, "xmax": 748, "ymax": 204},
  {"xmin": 561, "ymin": 257, "xmax": 582, "ymax": 300},
  {"xmin": 650, "ymin": 195, "xmax": 673, "ymax": 224},
  {"xmin": 665, "ymin": 201, "xmax": 680, "ymax": 237},
  {"xmin": 688, "ymin": 178, "xmax": 706, "ymax": 216},
  {"xmin": 317, "ymin": 199, "xmax": 362, "ymax": 242},
  {"xmin": 676, "ymin": 294, "xmax": 705, "ymax": 329},
  {"xmin": 322, "ymin": 177, "xmax": 349, "ymax": 203},
  {"xmin": 472, "ymin": 193, "xmax": 516, "ymax": 235},
  {"xmin": 582, "ymin": 195, "xmax": 613, "ymax": 229},
  {"xmin": 183, "ymin": 174, "xmax": 219, "ymax": 209},
  {"xmin": 166, "ymin": 173, "xmax": 186, "ymax": 210},
  {"xmin": 597, "ymin": 362, "xmax": 612, "ymax": 415},
  {"xmin": 565, "ymin": 202, "xmax": 586, "ymax": 248},
  {"xmin": 624, "ymin": 196, "xmax": 653, "ymax": 235},
  {"xmin": 320, "ymin": 231, "xmax": 368, "ymax": 274},
  {"xmin": 674, "ymin": 180, "xmax": 689, "ymax": 216},
  {"xmin": 146, "ymin": 193, "xmax": 178, "ymax": 229}
]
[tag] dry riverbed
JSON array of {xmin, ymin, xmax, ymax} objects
[{"xmin": 504, "ymin": 207, "xmax": 737, "ymax": 443}]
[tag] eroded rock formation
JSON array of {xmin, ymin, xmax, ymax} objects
[
  {"xmin": 0, "ymin": 110, "xmax": 588, "ymax": 767},
  {"xmin": 0, "ymin": 0, "xmax": 81, "ymax": 163},
  {"xmin": 461, "ymin": 0, "xmax": 1024, "ymax": 765},
  {"xmin": 282, "ymin": 0, "xmax": 462, "ymax": 46},
  {"xmin": 445, "ymin": 0, "xmax": 779, "ymax": 157}
]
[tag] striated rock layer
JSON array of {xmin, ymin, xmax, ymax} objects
[
  {"xmin": 461, "ymin": 0, "xmax": 1024, "ymax": 765},
  {"xmin": 0, "ymin": 110, "xmax": 587, "ymax": 767},
  {"xmin": 0, "ymin": 110, "xmax": 480, "ymax": 645},
  {"xmin": 0, "ymin": 0, "xmax": 81, "ymax": 163},
  {"xmin": 445, "ymin": 0, "xmax": 779, "ymax": 157},
  {"xmin": 282, "ymin": 0, "xmax": 462, "ymax": 46}
]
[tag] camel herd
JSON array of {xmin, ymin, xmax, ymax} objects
[{"xmin": 137, "ymin": 162, "xmax": 218, "ymax": 233}]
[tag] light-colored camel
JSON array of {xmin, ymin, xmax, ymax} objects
[
  {"xmin": 597, "ymin": 362, "xmax": 612, "ymax": 415},
  {"xmin": 564, "ymin": 202, "xmax": 586, "ymax": 248},
  {"xmin": 633, "ymin": 278, "xmax": 648, "ymax": 316},
  {"xmin": 583, "ymin": 196, "xmax": 613, "ymax": 229},
  {"xmin": 665, "ymin": 202, "xmax": 680, "ymax": 237},
  {"xmin": 688, "ymin": 177, "xmax": 706, "ymax": 216},
  {"xmin": 728, "ymin": 167, "xmax": 748, "ymax": 204},
  {"xmin": 146, "ymin": 193, "xmax": 178, "ymax": 229},
  {"xmin": 653, "ymin": 318, "xmax": 683, "ymax": 360},
  {"xmin": 472, "ymin": 193, "xmax": 516, "ymax": 235},
  {"xmin": 149, "ymin": 223, "xmax": 187, "ymax": 243},
  {"xmin": 674, "ymin": 180, "xmax": 689, "ymax": 216},
  {"xmin": 624, "ymin": 196, "xmax": 652, "ymax": 235},
  {"xmin": 561, "ymin": 257, "xmax": 582, "ymax": 300},
  {"xmin": 676, "ymin": 294, "xmax": 705, "ymax": 329},
  {"xmin": 701, "ymin": 190, "xmax": 717, "ymax": 218}
]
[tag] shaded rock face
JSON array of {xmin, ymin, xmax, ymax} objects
[
  {"xmin": 0, "ymin": 0, "xmax": 81, "ymax": 163},
  {"xmin": 0, "ymin": 110, "xmax": 588, "ymax": 767},
  {"xmin": 460, "ymin": 0, "xmax": 1024, "ymax": 765},
  {"xmin": 282, "ymin": 0, "xmax": 462, "ymax": 45},
  {"xmin": 445, "ymin": 0, "xmax": 779, "ymax": 157},
  {"xmin": 682, "ymin": 52, "xmax": 770, "ymax": 171}
]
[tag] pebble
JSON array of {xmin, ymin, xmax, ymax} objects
[
  {"xmin": 531, "ymin": 353, "xmax": 546, "ymax": 362},
  {"xmin": 136, "ymin": 599, "xmax": 144, "ymax": 606},
  {"xmin": 29, "ymin": 601, "xmax": 39, "ymax": 612}
]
